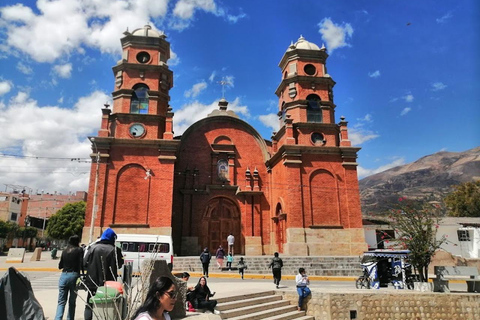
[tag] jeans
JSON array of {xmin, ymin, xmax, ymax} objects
[
  {"xmin": 54, "ymin": 271, "xmax": 79, "ymax": 320},
  {"xmin": 296, "ymin": 286, "xmax": 311, "ymax": 308}
]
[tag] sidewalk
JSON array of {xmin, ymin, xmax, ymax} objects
[{"xmin": 0, "ymin": 251, "xmax": 471, "ymax": 320}]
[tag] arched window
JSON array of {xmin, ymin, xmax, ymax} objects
[
  {"xmin": 130, "ymin": 84, "xmax": 149, "ymax": 114},
  {"xmin": 306, "ymin": 94, "xmax": 322, "ymax": 123}
]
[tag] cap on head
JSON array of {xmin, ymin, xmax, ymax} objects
[{"xmin": 100, "ymin": 228, "xmax": 117, "ymax": 242}]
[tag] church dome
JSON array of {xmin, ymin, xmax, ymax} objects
[
  {"xmin": 287, "ymin": 35, "xmax": 323, "ymax": 51},
  {"xmin": 131, "ymin": 25, "xmax": 164, "ymax": 38}
]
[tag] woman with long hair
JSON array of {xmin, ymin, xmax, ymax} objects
[
  {"xmin": 131, "ymin": 277, "xmax": 177, "ymax": 320},
  {"xmin": 193, "ymin": 276, "xmax": 219, "ymax": 314}
]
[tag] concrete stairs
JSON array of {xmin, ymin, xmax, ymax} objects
[
  {"xmin": 216, "ymin": 291, "xmax": 313, "ymax": 320},
  {"xmin": 173, "ymin": 256, "xmax": 361, "ymax": 277}
]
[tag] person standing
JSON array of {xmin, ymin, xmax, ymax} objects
[
  {"xmin": 269, "ymin": 252, "xmax": 283, "ymax": 289},
  {"xmin": 83, "ymin": 228, "xmax": 124, "ymax": 320},
  {"xmin": 54, "ymin": 235, "xmax": 83, "ymax": 320},
  {"xmin": 227, "ymin": 233, "xmax": 235, "ymax": 255},
  {"xmin": 131, "ymin": 276, "xmax": 177, "ymax": 320},
  {"xmin": 226, "ymin": 253, "xmax": 233, "ymax": 270},
  {"xmin": 215, "ymin": 245, "xmax": 225, "ymax": 269},
  {"xmin": 200, "ymin": 247, "xmax": 212, "ymax": 278},
  {"xmin": 237, "ymin": 257, "xmax": 247, "ymax": 280},
  {"xmin": 295, "ymin": 268, "xmax": 311, "ymax": 311}
]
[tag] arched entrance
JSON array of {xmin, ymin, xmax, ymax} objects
[
  {"xmin": 200, "ymin": 197, "xmax": 241, "ymax": 254},
  {"xmin": 274, "ymin": 203, "xmax": 286, "ymax": 253}
]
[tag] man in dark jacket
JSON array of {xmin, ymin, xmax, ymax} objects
[
  {"xmin": 269, "ymin": 252, "xmax": 283, "ymax": 289},
  {"xmin": 83, "ymin": 228, "xmax": 124, "ymax": 320},
  {"xmin": 200, "ymin": 247, "xmax": 212, "ymax": 278}
]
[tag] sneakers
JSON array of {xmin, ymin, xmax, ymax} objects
[
  {"xmin": 276, "ymin": 285, "xmax": 279, "ymax": 289},
  {"xmin": 214, "ymin": 310, "xmax": 221, "ymax": 315}
]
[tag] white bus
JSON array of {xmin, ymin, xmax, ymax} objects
[{"xmin": 116, "ymin": 234, "xmax": 174, "ymax": 273}]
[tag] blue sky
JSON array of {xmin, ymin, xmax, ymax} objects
[{"xmin": 0, "ymin": 0, "xmax": 478, "ymax": 194}]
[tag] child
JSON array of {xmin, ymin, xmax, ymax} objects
[
  {"xmin": 237, "ymin": 257, "xmax": 247, "ymax": 280},
  {"xmin": 226, "ymin": 253, "xmax": 233, "ymax": 270},
  {"xmin": 295, "ymin": 268, "xmax": 311, "ymax": 311}
]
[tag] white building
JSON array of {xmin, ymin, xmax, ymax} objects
[{"xmin": 363, "ymin": 217, "xmax": 480, "ymax": 259}]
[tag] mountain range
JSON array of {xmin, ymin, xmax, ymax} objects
[{"xmin": 359, "ymin": 147, "xmax": 480, "ymax": 216}]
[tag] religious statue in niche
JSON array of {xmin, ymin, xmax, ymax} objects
[{"xmin": 217, "ymin": 159, "xmax": 229, "ymax": 181}]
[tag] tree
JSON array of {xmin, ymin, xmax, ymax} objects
[
  {"xmin": 444, "ymin": 181, "xmax": 480, "ymax": 217},
  {"xmin": 46, "ymin": 201, "xmax": 85, "ymax": 240},
  {"xmin": 388, "ymin": 197, "xmax": 447, "ymax": 282}
]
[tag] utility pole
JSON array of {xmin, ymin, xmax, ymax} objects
[{"xmin": 88, "ymin": 137, "xmax": 100, "ymax": 244}]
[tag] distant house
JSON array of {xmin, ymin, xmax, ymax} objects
[{"xmin": 363, "ymin": 217, "xmax": 480, "ymax": 259}]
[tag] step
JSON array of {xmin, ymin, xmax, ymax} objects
[
  {"xmin": 263, "ymin": 310, "xmax": 314, "ymax": 320},
  {"xmin": 220, "ymin": 300, "xmax": 291, "ymax": 319},
  {"xmin": 224, "ymin": 304, "xmax": 298, "ymax": 320},
  {"xmin": 216, "ymin": 290, "xmax": 275, "ymax": 304},
  {"xmin": 217, "ymin": 294, "xmax": 282, "ymax": 311}
]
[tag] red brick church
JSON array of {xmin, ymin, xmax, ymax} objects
[{"xmin": 82, "ymin": 25, "xmax": 367, "ymax": 256}]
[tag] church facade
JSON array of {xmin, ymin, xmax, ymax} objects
[{"xmin": 81, "ymin": 25, "xmax": 367, "ymax": 256}]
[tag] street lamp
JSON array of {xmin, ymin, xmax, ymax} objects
[{"xmin": 88, "ymin": 137, "xmax": 100, "ymax": 244}]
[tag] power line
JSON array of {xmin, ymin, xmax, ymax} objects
[{"xmin": 0, "ymin": 153, "xmax": 91, "ymax": 162}]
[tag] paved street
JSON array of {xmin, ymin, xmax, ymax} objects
[{"xmin": 0, "ymin": 251, "xmax": 471, "ymax": 320}]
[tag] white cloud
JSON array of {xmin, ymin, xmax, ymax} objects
[
  {"xmin": 173, "ymin": 97, "xmax": 249, "ymax": 135},
  {"xmin": 169, "ymin": 48, "xmax": 180, "ymax": 66},
  {"xmin": 436, "ymin": 12, "xmax": 452, "ymax": 24},
  {"xmin": 400, "ymin": 107, "xmax": 411, "ymax": 116},
  {"xmin": 209, "ymin": 71, "xmax": 216, "ymax": 82},
  {"xmin": 431, "ymin": 82, "xmax": 447, "ymax": 91},
  {"xmin": 368, "ymin": 70, "xmax": 380, "ymax": 78},
  {"xmin": 318, "ymin": 18, "xmax": 354, "ymax": 53},
  {"xmin": 227, "ymin": 13, "xmax": 246, "ymax": 23},
  {"xmin": 53, "ymin": 63, "xmax": 73, "ymax": 78},
  {"xmin": 403, "ymin": 94, "xmax": 414, "ymax": 102},
  {"xmin": 173, "ymin": 0, "xmax": 218, "ymax": 20},
  {"xmin": 349, "ymin": 127, "xmax": 379, "ymax": 146},
  {"xmin": 258, "ymin": 113, "xmax": 279, "ymax": 133},
  {"xmin": 0, "ymin": 0, "xmax": 170, "ymax": 63},
  {"xmin": 357, "ymin": 114, "xmax": 372, "ymax": 122},
  {"xmin": 184, "ymin": 81, "xmax": 208, "ymax": 98},
  {"xmin": 358, "ymin": 158, "xmax": 406, "ymax": 179},
  {"xmin": 0, "ymin": 90, "xmax": 111, "ymax": 193},
  {"xmin": 17, "ymin": 62, "xmax": 33, "ymax": 75},
  {"xmin": 0, "ymin": 80, "xmax": 13, "ymax": 96}
]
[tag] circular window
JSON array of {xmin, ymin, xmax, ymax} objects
[
  {"xmin": 304, "ymin": 64, "xmax": 316, "ymax": 76},
  {"xmin": 311, "ymin": 132, "xmax": 325, "ymax": 145},
  {"xmin": 136, "ymin": 51, "xmax": 151, "ymax": 63}
]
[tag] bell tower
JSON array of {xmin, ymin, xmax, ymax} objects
[
  {"xmin": 268, "ymin": 36, "xmax": 367, "ymax": 256},
  {"xmin": 82, "ymin": 25, "xmax": 179, "ymax": 243}
]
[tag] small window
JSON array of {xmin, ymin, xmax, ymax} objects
[
  {"xmin": 311, "ymin": 132, "xmax": 325, "ymax": 146},
  {"xmin": 136, "ymin": 51, "xmax": 151, "ymax": 63},
  {"xmin": 306, "ymin": 94, "xmax": 322, "ymax": 123},
  {"xmin": 457, "ymin": 230, "xmax": 471, "ymax": 242},
  {"xmin": 130, "ymin": 84, "xmax": 149, "ymax": 114},
  {"xmin": 10, "ymin": 212, "xmax": 17, "ymax": 221},
  {"xmin": 304, "ymin": 64, "xmax": 316, "ymax": 76}
]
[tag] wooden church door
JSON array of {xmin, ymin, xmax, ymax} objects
[{"xmin": 200, "ymin": 197, "xmax": 241, "ymax": 254}]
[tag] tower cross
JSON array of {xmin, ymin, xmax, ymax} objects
[{"xmin": 218, "ymin": 77, "xmax": 231, "ymax": 98}]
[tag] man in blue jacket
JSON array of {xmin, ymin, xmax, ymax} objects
[{"xmin": 83, "ymin": 228, "xmax": 124, "ymax": 320}]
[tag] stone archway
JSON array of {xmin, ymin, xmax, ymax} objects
[{"xmin": 200, "ymin": 197, "xmax": 241, "ymax": 254}]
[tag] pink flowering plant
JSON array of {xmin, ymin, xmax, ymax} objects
[{"xmin": 388, "ymin": 197, "xmax": 447, "ymax": 282}]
